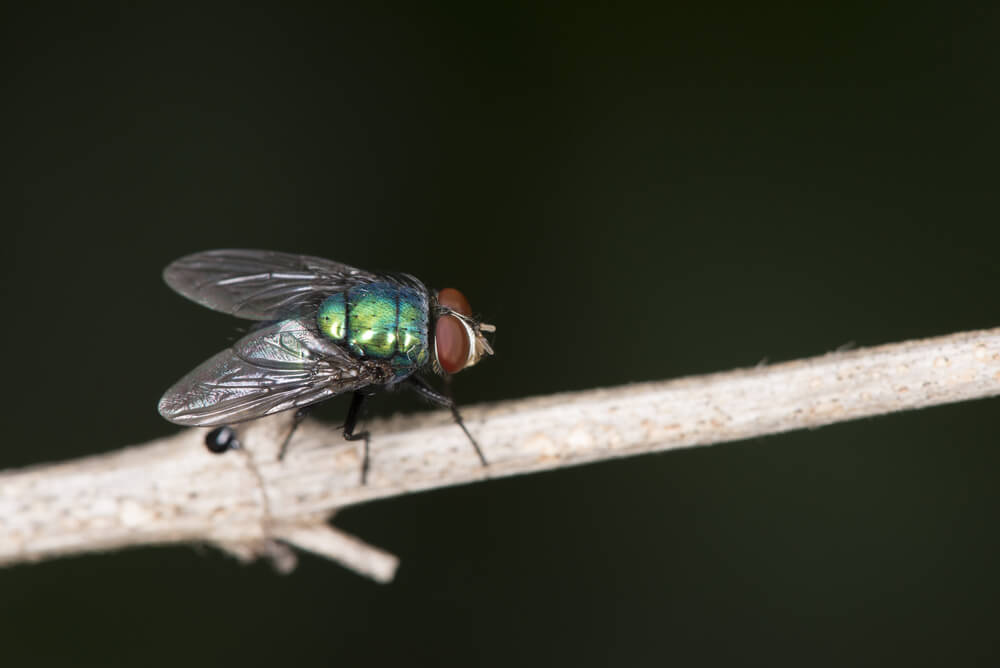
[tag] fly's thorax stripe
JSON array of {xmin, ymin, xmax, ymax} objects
[
  {"xmin": 345, "ymin": 284, "xmax": 398, "ymax": 359},
  {"xmin": 396, "ymin": 292, "xmax": 429, "ymax": 365}
]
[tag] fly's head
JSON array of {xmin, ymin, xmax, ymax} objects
[{"xmin": 431, "ymin": 287, "xmax": 495, "ymax": 376}]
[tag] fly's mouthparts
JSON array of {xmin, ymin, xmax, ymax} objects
[{"xmin": 474, "ymin": 322, "xmax": 495, "ymax": 358}]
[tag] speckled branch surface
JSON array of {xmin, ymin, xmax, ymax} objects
[{"xmin": 2, "ymin": 327, "xmax": 1000, "ymax": 582}]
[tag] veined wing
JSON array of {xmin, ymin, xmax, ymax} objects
[
  {"xmin": 158, "ymin": 320, "xmax": 381, "ymax": 426},
  {"xmin": 163, "ymin": 249, "xmax": 379, "ymax": 320}
]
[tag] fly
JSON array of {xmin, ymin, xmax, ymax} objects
[{"xmin": 157, "ymin": 249, "xmax": 495, "ymax": 482}]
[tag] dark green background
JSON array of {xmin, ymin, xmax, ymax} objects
[{"xmin": 4, "ymin": 2, "xmax": 1000, "ymax": 665}]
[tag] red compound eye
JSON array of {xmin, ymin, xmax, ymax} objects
[
  {"xmin": 435, "ymin": 315, "xmax": 470, "ymax": 374},
  {"xmin": 437, "ymin": 287, "xmax": 472, "ymax": 316}
]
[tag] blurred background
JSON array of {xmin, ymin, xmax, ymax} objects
[{"xmin": 4, "ymin": 2, "xmax": 1000, "ymax": 665}]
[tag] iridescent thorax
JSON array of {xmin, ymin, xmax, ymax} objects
[{"xmin": 317, "ymin": 281, "xmax": 429, "ymax": 377}]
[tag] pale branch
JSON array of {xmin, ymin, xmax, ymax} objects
[{"xmin": 2, "ymin": 327, "xmax": 999, "ymax": 582}]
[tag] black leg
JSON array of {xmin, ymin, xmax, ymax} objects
[
  {"xmin": 343, "ymin": 391, "xmax": 372, "ymax": 484},
  {"xmin": 407, "ymin": 376, "xmax": 488, "ymax": 467},
  {"xmin": 205, "ymin": 426, "xmax": 240, "ymax": 454},
  {"xmin": 278, "ymin": 406, "xmax": 311, "ymax": 461}
]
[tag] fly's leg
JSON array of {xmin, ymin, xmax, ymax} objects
[
  {"xmin": 407, "ymin": 376, "xmax": 488, "ymax": 468},
  {"xmin": 278, "ymin": 407, "xmax": 311, "ymax": 461},
  {"xmin": 343, "ymin": 391, "xmax": 372, "ymax": 484},
  {"xmin": 205, "ymin": 426, "xmax": 240, "ymax": 454}
]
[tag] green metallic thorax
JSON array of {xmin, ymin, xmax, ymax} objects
[{"xmin": 316, "ymin": 281, "xmax": 429, "ymax": 378}]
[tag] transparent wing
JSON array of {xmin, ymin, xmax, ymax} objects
[
  {"xmin": 163, "ymin": 249, "xmax": 379, "ymax": 320},
  {"xmin": 158, "ymin": 320, "xmax": 382, "ymax": 426}
]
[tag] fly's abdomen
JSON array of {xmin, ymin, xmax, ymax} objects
[{"xmin": 317, "ymin": 282, "xmax": 429, "ymax": 376}]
